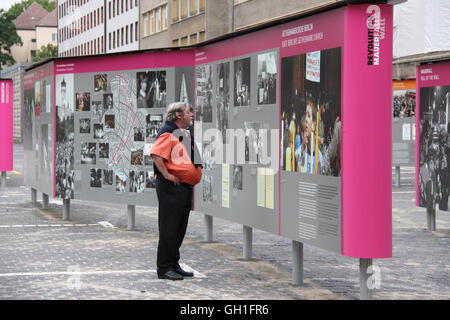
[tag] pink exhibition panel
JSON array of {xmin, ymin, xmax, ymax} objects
[
  {"xmin": 22, "ymin": 3, "xmax": 393, "ymax": 259},
  {"xmin": 0, "ymin": 79, "xmax": 13, "ymax": 172},
  {"xmin": 416, "ymin": 61, "xmax": 450, "ymax": 211}
]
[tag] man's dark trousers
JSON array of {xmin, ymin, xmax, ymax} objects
[{"xmin": 156, "ymin": 176, "xmax": 193, "ymax": 272}]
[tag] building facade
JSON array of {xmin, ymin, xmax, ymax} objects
[
  {"xmin": 138, "ymin": 0, "xmax": 365, "ymax": 50},
  {"xmin": 57, "ymin": 0, "xmax": 139, "ymax": 57},
  {"xmin": 10, "ymin": 3, "xmax": 57, "ymax": 63}
]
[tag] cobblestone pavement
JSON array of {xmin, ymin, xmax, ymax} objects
[{"xmin": 0, "ymin": 144, "xmax": 449, "ymax": 300}]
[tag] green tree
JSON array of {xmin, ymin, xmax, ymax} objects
[
  {"xmin": 0, "ymin": 9, "xmax": 23, "ymax": 71},
  {"xmin": 32, "ymin": 43, "xmax": 57, "ymax": 62},
  {"xmin": 7, "ymin": 0, "xmax": 56, "ymax": 20}
]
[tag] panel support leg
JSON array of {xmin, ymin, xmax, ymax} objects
[
  {"xmin": 1, "ymin": 172, "xmax": 6, "ymax": 187},
  {"xmin": 63, "ymin": 198, "xmax": 70, "ymax": 221},
  {"xmin": 243, "ymin": 225, "xmax": 253, "ymax": 260},
  {"xmin": 204, "ymin": 214, "xmax": 213, "ymax": 242},
  {"xmin": 42, "ymin": 193, "xmax": 49, "ymax": 210},
  {"xmin": 360, "ymin": 258, "xmax": 374, "ymax": 300},
  {"xmin": 292, "ymin": 241, "xmax": 304, "ymax": 286},
  {"xmin": 31, "ymin": 188, "xmax": 37, "ymax": 205},
  {"xmin": 427, "ymin": 205, "xmax": 436, "ymax": 231},
  {"xmin": 127, "ymin": 204, "xmax": 135, "ymax": 230},
  {"xmin": 395, "ymin": 166, "xmax": 400, "ymax": 187}
]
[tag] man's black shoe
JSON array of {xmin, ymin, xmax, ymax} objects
[
  {"xmin": 175, "ymin": 267, "xmax": 194, "ymax": 277},
  {"xmin": 157, "ymin": 270, "xmax": 184, "ymax": 280}
]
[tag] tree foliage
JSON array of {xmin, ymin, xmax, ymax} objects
[
  {"xmin": 0, "ymin": 9, "xmax": 23, "ymax": 69},
  {"xmin": 7, "ymin": 0, "xmax": 56, "ymax": 20},
  {"xmin": 32, "ymin": 43, "xmax": 57, "ymax": 62}
]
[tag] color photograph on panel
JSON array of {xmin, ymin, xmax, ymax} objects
[
  {"xmin": 419, "ymin": 85, "xmax": 450, "ymax": 211},
  {"xmin": 281, "ymin": 47, "xmax": 341, "ymax": 176}
]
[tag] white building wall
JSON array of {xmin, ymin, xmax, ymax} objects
[
  {"xmin": 58, "ymin": 0, "xmax": 105, "ymax": 56},
  {"xmin": 105, "ymin": 0, "xmax": 140, "ymax": 53},
  {"xmin": 393, "ymin": 0, "xmax": 450, "ymax": 58}
]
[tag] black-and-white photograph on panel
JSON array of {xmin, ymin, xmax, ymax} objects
[
  {"xmin": 216, "ymin": 62, "xmax": 230, "ymax": 143},
  {"xmin": 234, "ymin": 57, "xmax": 251, "ymax": 107},
  {"xmin": 103, "ymin": 169, "xmax": 113, "ymax": 185},
  {"xmin": 202, "ymin": 174, "xmax": 214, "ymax": 203},
  {"xmin": 419, "ymin": 85, "xmax": 450, "ymax": 211},
  {"xmin": 146, "ymin": 114, "xmax": 164, "ymax": 140},
  {"xmin": 244, "ymin": 121, "xmax": 268, "ymax": 164},
  {"xmin": 81, "ymin": 142, "xmax": 96, "ymax": 165},
  {"xmin": 196, "ymin": 64, "xmax": 213, "ymax": 122},
  {"xmin": 93, "ymin": 123, "xmax": 104, "ymax": 139},
  {"xmin": 232, "ymin": 165, "xmax": 243, "ymax": 190},
  {"xmin": 99, "ymin": 143, "xmax": 109, "ymax": 159},
  {"xmin": 90, "ymin": 168, "xmax": 102, "ymax": 188},
  {"xmin": 146, "ymin": 171, "xmax": 157, "ymax": 188},
  {"xmin": 56, "ymin": 73, "xmax": 75, "ymax": 199},
  {"xmin": 257, "ymin": 51, "xmax": 277, "ymax": 105},
  {"xmin": 80, "ymin": 118, "xmax": 91, "ymax": 134},
  {"xmin": 116, "ymin": 172, "xmax": 127, "ymax": 192},
  {"xmin": 129, "ymin": 170, "xmax": 145, "ymax": 193},
  {"xmin": 136, "ymin": 71, "xmax": 167, "ymax": 108},
  {"xmin": 23, "ymin": 87, "xmax": 34, "ymax": 150},
  {"xmin": 92, "ymin": 100, "xmax": 103, "ymax": 118}
]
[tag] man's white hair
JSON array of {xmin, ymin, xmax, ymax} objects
[{"xmin": 166, "ymin": 102, "xmax": 189, "ymax": 122}]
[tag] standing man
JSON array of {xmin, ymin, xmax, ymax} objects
[{"xmin": 150, "ymin": 102, "xmax": 202, "ymax": 280}]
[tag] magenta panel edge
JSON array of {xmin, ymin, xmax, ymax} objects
[
  {"xmin": 341, "ymin": 4, "xmax": 393, "ymax": 258},
  {"xmin": 0, "ymin": 79, "xmax": 14, "ymax": 172}
]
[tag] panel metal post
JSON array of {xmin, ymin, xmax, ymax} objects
[
  {"xmin": 292, "ymin": 241, "xmax": 304, "ymax": 286},
  {"xmin": 1, "ymin": 171, "xmax": 6, "ymax": 187},
  {"xmin": 42, "ymin": 193, "xmax": 49, "ymax": 210},
  {"xmin": 243, "ymin": 225, "xmax": 253, "ymax": 260},
  {"xmin": 31, "ymin": 188, "xmax": 37, "ymax": 205},
  {"xmin": 204, "ymin": 214, "xmax": 213, "ymax": 242},
  {"xmin": 127, "ymin": 204, "xmax": 135, "ymax": 230},
  {"xmin": 427, "ymin": 205, "xmax": 436, "ymax": 231},
  {"xmin": 63, "ymin": 198, "xmax": 70, "ymax": 221},
  {"xmin": 359, "ymin": 258, "xmax": 374, "ymax": 300},
  {"xmin": 395, "ymin": 166, "xmax": 400, "ymax": 187}
]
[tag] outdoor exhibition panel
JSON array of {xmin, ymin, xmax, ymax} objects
[
  {"xmin": 416, "ymin": 61, "xmax": 450, "ymax": 211},
  {"xmin": 23, "ymin": 63, "xmax": 55, "ymax": 196},
  {"xmin": 194, "ymin": 4, "xmax": 393, "ymax": 258},
  {"xmin": 392, "ymin": 80, "xmax": 416, "ymax": 167},
  {"xmin": 23, "ymin": 3, "xmax": 393, "ymax": 259},
  {"xmin": 0, "ymin": 78, "xmax": 13, "ymax": 172},
  {"xmin": 55, "ymin": 51, "xmax": 194, "ymax": 205}
]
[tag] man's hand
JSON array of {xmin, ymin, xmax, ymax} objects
[
  {"xmin": 152, "ymin": 155, "xmax": 181, "ymax": 185},
  {"xmin": 164, "ymin": 173, "xmax": 181, "ymax": 185}
]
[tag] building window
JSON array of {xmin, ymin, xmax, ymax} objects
[
  {"xmin": 52, "ymin": 33, "xmax": 57, "ymax": 42},
  {"xmin": 173, "ymin": 0, "xmax": 203, "ymax": 22},
  {"xmin": 199, "ymin": 30, "xmax": 205, "ymax": 42},
  {"xmin": 130, "ymin": 23, "xmax": 133, "ymax": 43},
  {"xmin": 180, "ymin": 36, "xmax": 187, "ymax": 46},
  {"xmin": 143, "ymin": 12, "xmax": 149, "ymax": 36},
  {"xmin": 189, "ymin": 33, "xmax": 197, "ymax": 45},
  {"xmin": 172, "ymin": 39, "xmax": 179, "ymax": 47},
  {"xmin": 135, "ymin": 22, "xmax": 138, "ymax": 41},
  {"xmin": 142, "ymin": 4, "xmax": 168, "ymax": 36},
  {"xmin": 31, "ymin": 38, "xmax": 36, "ymax": 43}
]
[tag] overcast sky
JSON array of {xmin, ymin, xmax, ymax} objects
[{"xmin": 0, "ymin": 0, "xmax": 20, "ymax": 11}]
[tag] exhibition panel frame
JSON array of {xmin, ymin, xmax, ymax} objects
[
  {"xmin": 23, "ymin": 3, "xmax": 393, "ymax": 259},
  {"xmin": 416, "ymin": 61, "xmax": 450, "ymax": 213},
  {"xmin": 0, "ymin": 78, "xmax": 13, "ymax": 173}
]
